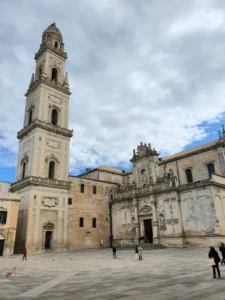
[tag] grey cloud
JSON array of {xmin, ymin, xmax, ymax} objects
[{"xmin": 1, "ymin": 0, "xmax": 225, "ymax": 173}]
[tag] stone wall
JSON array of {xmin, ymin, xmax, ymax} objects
[
  {"xmin": 14, "ymin": 185, "xmax": 68, "ymax": 253},
  {"xmin": 68, "ymin": 177, "xmax": 117, "ymax": 249}
]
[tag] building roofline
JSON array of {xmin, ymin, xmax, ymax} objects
[
  {"xmin": 69, "ymin": 175, "xmax": 119, "ymax": 185},
  {"xmin": 159, "ymin": 139, "xmax": 224, "ymax": 164},
  {"xmin": 75, "ymin": 167, "xmax": 132, "ymax": 178}
]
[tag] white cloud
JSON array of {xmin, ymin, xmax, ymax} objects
[{"xmin": 1, "ymin": 0, "xmax": 225, "ymax": 175}]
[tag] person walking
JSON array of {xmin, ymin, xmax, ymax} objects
[
  {"xmin": 138, "ymin": 245, "xmax": 143, "ymax": 261},
  {"xmin": 22, "ymin": 248, "xmax": 27, "ymax": 261},
  {"xmin": 219, "ymin": 242, "xmax": 225, "ymax": 265},
  {"xmin": 135, "ymin": 245, "xmax": 139, "ymax": 260},
  {"xmin": 208, "ymin": 247, "xmax": 221, "ymax": 278},
  {"xmin": 112, "ymin": 245, "xmax": 117, "ymax": 259}
]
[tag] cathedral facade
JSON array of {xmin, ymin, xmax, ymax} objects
[{"xmin": 9, "ymin": 24, "xmax": 225, "ymax": 253}]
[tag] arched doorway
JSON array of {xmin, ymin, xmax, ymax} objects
[
  {"xmin": 0, "ymin": 234, "xmax": 5, "ymax": 256},
  {"xmin": 43, "ymin": 222, "xmax": 54, "ymax": 250}
]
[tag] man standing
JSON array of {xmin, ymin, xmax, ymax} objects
[
  {"xmin": 219, "ymin": 242, "xmax": 225, "ymax": 265},
  {"xmin": 22, "ymin": 248, "xmax": 27, "ymax": 261},
  {"xmin": 112, "ymin": 245, "xmax": 117, "ymax": 258}
]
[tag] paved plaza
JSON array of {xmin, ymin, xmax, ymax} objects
[{"xmin": 0, "ymin": 248, "xmax": 225, "ymax": 299}]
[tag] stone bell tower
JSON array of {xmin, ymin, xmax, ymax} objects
[
  {"xmin": 11, "ymin": 23, "xmax": 73, "ymax": 253},
  {"xmin": 130, "ymin": 142, "xmax": 159, "ymax": 188}
]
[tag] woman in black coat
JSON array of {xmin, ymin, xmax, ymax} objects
[{"xmin": 208, "ymin": 247, "xmax": 221, "ymax": 278}]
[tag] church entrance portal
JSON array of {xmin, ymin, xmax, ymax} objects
[
  {"xmin": 45, "ymin": 231, "xmax": 52, "ymax": 249},
  {"xmin": 0, "ymin": 240, "xmax": 4, "ymax": 256},
  {"xmin": 144, "ymin": 219, "xmax": 153, "ymax": 243},
  {"xmin": 0, "ymin": 234, "xmax": 5, "ymax": 256}
]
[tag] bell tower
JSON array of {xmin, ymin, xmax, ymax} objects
[
  {"xmin": 131, "ymin": 142, "xmax": 159, "ymax": 188},
  {"xmin": 11, "ymin": 23, "xmax": 73, "ymax": 253}
]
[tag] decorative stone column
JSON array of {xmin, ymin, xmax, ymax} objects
[
  {"xmin": 177, "ymin": 192, "xmax": 186, "ymax": 246},
  {"xmin": 151, "ymin": 197, "xmax": 159, "ymax": 243},
  {"xmin": 132, "ymin": 194, "xmax": 139, "ymax": 241}
]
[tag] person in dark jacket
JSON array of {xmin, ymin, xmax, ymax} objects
[
  {"xmin": 135, "ymin": 245, "xmax": 138, "ymax": 260},
  {"xmin": 112, "ymin": 245, "xmax": 117, "ymax": 258},
  {"xmin": 208, "ymin": 247, "xmax": 221, "ymax": 278},
  {"xmin": 219, "ymin": 242, "xmax": 225, "ymax": 265}
]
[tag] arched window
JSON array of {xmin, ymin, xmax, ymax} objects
[
  {"xmin": 39, "ymin": 67, "xmax": 42, "ymax": 80},
  {"xmin": 22, "ymin": 162, "xmax": 26, "ymax": 180},
  {"xmin": 185, "ymin": 168, "xmax": 193, "ymax": 183},
  {"xmin": 51, "ymin": 109, "xmax": 58, "ymax": 125},
  {"xmin": 48, "ymin": 161, "xmax": 55, "ymax": 179},
  {"xmin": 51, "ymin": 68, "xmax": 58, "ymax": 82},
  {"xmin": 28, "ymin": 110, "xmax": 33, "ymax": 125},
  {"xmin": 207, "ymin": 163, "xmax": 215, "ymax": 178},
  {"xmin": 55, "ymin": 41, "xmax": 58, "ymax": 48}
]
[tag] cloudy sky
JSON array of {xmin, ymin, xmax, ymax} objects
[{"xmin": 1, "ymin": 0, "xmax": 225, "ymax": 182}]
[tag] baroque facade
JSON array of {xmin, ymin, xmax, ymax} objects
[
  {"xmin": 111, "ymin": 141, "xmax": 225, "ymax": 247},
  {"xmin": 8, "ymin": 24, "xmax": 225, "ymax": 253}
]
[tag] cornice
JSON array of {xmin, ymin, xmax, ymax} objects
[
  {"xmin": 17, "ymin": 119, "xmax": 73, "ymax": 140},
  {"xmin": 113, "ymin": 177, "xmax": 225, "ymax": 201},
  {"xmin": 35, "ymin": 44, "xmax": 67, "ymax": 61},
  {"xmin": 10, "ymin": 176, "xmax": 71, "ymax": 192},
  {"xmin": 25, "ymin": 79, "xmax": 71, "ymax": 97}
]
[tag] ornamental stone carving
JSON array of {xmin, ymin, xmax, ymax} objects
[
  {"xmin": 42, "ymin": 197, "xmax": 59, "ymax": 208},
  {"xmin": 139, "ymin": 205, "xmax": 152, "ymax": 214},
  {"xmin": 46, "ymin": 139, "xmax": 60, "ymax": 149},
  {"xmin": 48, "ymin": 94, "xmax": 63, "ymax": 105},
  {"xmin": 43, "ymin": 222, "xmax": 54, "ymax": 230}
]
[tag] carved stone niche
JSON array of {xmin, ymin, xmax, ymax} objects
[
  {"xmin": 42, "ymin": 197, "xmax": 59, "ymax": 208},
  {"xmin": 43, "ymin": 222, "xmax": 54, "ymax": 231}
]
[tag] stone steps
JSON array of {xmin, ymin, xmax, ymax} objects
[{"xmin": 117, "ymin": 243, "xmax": 166, "ymax": 250}]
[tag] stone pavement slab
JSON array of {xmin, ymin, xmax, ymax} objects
[{"xmin": 0, "ymin": 248, "xmax": 224, "ymax": 299}]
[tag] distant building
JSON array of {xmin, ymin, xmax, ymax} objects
[
  {"xmin": 9, "ymin": 24, "xmax": 225, "ymax": 253},
  {"xmin": 0, "ymin": 181, "xmax": 20, "ymax": 256}
]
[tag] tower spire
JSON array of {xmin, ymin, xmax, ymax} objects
[
  {"xmin": 29, "ymin": 73, "xmax": 35, "ymax": 88},
  {"xmin": 63, "ymin": 72, "xmax": 69, "ymax": 90}
]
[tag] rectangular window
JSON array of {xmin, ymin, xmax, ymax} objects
[
  {"xmin": 93, "ymin": 186, "xmax": 97, "ymax": 194},
  {"xmin": 79, "ymin": 217, "xmax": 84, "ymax": 227},
  {"xmin": 0, "ymin": 211, "xmax": 7, "ymax": 224},
  {"xmin": 68, "ymin": 198, "xmax": 72, "ymax": 205},
  {"xmin": 80, "ymin": 184, "xmax": 84, "ymax": 193},
  {"xmin": 92, "ymin": 218, "xmax": 96, "ymax": 228}
]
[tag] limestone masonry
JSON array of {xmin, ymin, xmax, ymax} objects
[{"xmin": 1, "ymin": 23, "xmax": 225, "ymax": 255}]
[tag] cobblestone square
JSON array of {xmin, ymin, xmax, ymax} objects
[{"xmin": 0, "ymin": 248, "xmax": 224, "ymax": 300}]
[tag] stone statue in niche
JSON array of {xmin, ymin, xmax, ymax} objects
[{"xmin": 159, "ymin": 214, "xmax": 166, "ymax": 230}]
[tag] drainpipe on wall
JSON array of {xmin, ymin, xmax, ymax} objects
[{"xmin": 109, "ymin": 199, "xmax": 113, "ymax": 248}]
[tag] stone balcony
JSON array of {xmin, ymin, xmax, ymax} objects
[
  {"xmin": 114, "ymin": 181, "xmax": 177, "ymax": 201},
  {"xmin": 35, "ymin": 43, "xmax": 67, "ymax": 61},
  {"xmin": 10, "ymin": 176, "xmax": 71, "ymax": 192},
  {"xmin": 17, "ymin": 119, "xmax": 73, "ymax": 139},
  {"xmin": 25, "ymin": 77, "xmax": 71, "ymax": 97}
]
